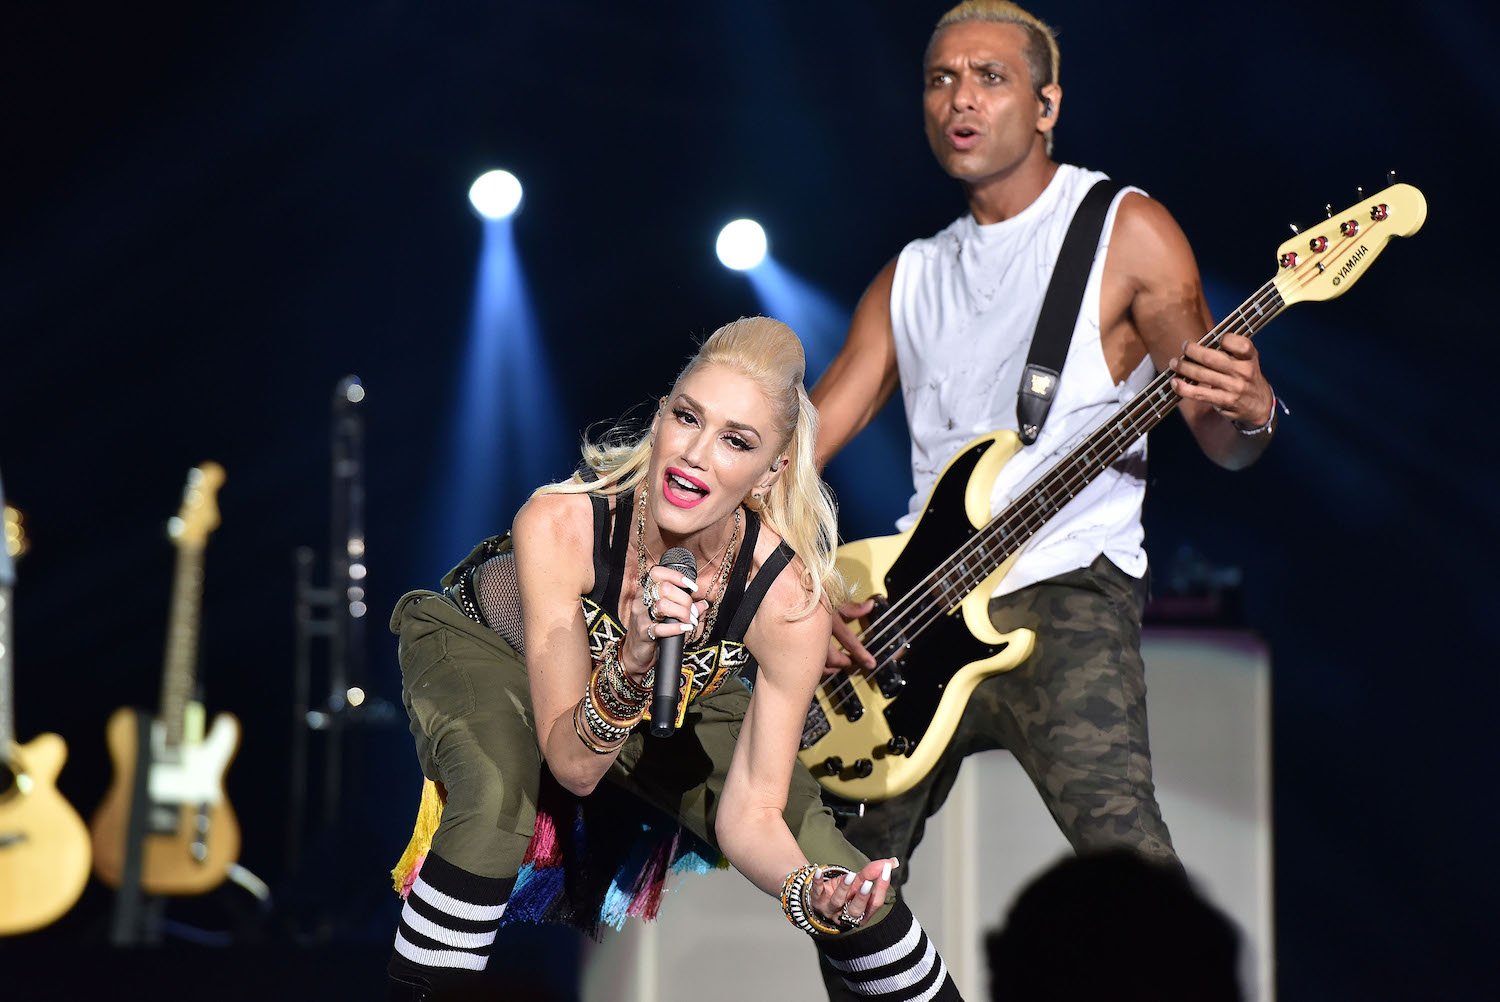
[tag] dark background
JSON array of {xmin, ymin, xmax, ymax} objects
[{"xmin": 2, "ymin": 2, "xmax": 1493, "ymax": 999}]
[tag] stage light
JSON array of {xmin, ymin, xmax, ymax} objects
[
  {"xmin": 469, "ymin": 170, "xmax": 523, "ymax": 220},
  {"xmin": 716, "ymin": 219, "xmax": 768, "ymax": 271},
  {"xmin": 426, "ymin": 190, "xmax": 566, "ymax": 575}
]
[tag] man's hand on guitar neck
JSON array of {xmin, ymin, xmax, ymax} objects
[
  {"xmin": 1167, "ymin": 331, "xmax": 1279, "ymax": 471},
  {"xmin": 1169, "ymin": 332, "xmax": 1276, "ymax": 428},
  {"xmin": 823, "ymin": 598, "xmax": 880, "ymax": 678}
]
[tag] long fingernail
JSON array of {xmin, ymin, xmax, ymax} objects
[
  {"xmin": 881, "ymin": 861, "xmax": 892, "ymax": 881},
  {"xmin": 892, "ymin": 859, "xmax": 902, "ymax": 870},
  {"xmin": 860, "ymin": 880, "xmax": 873, "ymax": 895},
  {"xmin": 682, "ymin": 576, "xmax": 697, "ymax": 589},
  {"xmin": 1180, "ymin": 340, "xmax": 1189, "ymax": 352},
  {"xmin": 843, "ymin": 872, "xmax": 857, "ymax": 886}
]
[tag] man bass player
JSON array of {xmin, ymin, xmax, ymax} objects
[{"xmin": 809, "ymin": 6, "xmax": 1279, "ymax": 994}]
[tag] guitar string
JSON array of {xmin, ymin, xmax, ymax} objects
[
  {"xmin": 810, "ymin": 285, "xmax": 1278, "ymax": 732},
  {"xmin": 810, "ymin": 281, "xmax": 1284, "ymax": 728},
  {"xmin": 901, "ymin": 207, "xmax": 1392, "ymax": 630},
  {"xmin": 807, "ymin": 280, "xmax": 1286, "ymax": 736},
  {"xmin": 824, "ymin": 285, "xmax": 1279, "ymax": 685},
  {"xmin": 160, "ymin": 543, "xmax": 207, "ymax": 749},
  {"xmin": 878, "ymin": 282, "xmax": 1288, "ymax": 644},
  {"xmin": 808, "ymin": 205, "xmax": 1396, "ymax": 740}
]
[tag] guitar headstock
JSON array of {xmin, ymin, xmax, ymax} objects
[
  {"xmin": 1273, "ymin": 182, "xmax": 1426, "ymax": 307},
  {"xmin": 167, "ymin": 462, "xmax": 226, "ymax": 548},
  {"xmin": 3, "ymin": 506, "xmax": 26, "ymax": 559},
  {"xmin": 1, "ymin": 505, "xmax": 23, "ymax": 587},
  {"xmin": 0, "ymin": 463, "xmax": 22, "ymax": 585}
]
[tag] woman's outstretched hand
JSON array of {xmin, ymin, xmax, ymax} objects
[{"xmin": 809, "ymin": 857, "xmax": 899, "ymax": 930}]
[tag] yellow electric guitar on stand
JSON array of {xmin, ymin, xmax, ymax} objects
[
  {"xmin": 90, "ymin": 463, "xmax": 241, "ymax": 904},
  {"xmin": 801, "ymin": 182, "xmax": 1428, "ymax": 802},
  {"xmin": 0, "ymin": 495, "xmax": 92, "ymax": 936}
]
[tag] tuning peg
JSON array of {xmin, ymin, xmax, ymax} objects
[
  {"xmin": 1325, "ymin": 203, "xmax": 1334, "ymax": 218},
  {"xmin": 1288, "ymin": 222, "xmax": 1300, "ymax": 235},
  {"xmin": 1356, "ymin": 185, "xmax": 1364, "ymax": 201},
  {"xmin": 1386, "ymin": 168, "xmax": 1397, "ymax": 185}
]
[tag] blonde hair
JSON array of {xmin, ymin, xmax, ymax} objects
[
  {"xmin": 931, "ymin": 0, "xmax": 1060, "ymax": 156},
  {"xmin": 538, "ymin": 316, "xmax": 845, "ymax": 620}
]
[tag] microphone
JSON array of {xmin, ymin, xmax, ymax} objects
[{"xmin": 650, "ymin": 546, "xmax": 698, "ymax": 737}]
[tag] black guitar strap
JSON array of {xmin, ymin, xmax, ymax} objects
[{"xmin": 1016, "ymin": 178, "xmax": 1127, "ymax": 445}]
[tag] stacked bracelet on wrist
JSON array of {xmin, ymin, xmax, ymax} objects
[
  {"xmin": 573, "ymin": 699, "xmax": 624, "ymax": 754},
  {"xmin": 574, "ymin": 638, "xmax": 651, "ymax": 754},
  {"xmin": 780, "ymin": 863, "xmax": 851, "ymax": 937}
]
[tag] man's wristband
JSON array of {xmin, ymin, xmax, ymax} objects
[{"xmin": 1233, "ymin": 392, "xmax": 1283, "ymax": 437}]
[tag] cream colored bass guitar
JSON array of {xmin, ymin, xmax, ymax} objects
[{"xmin": 801, "ymin": 182, "xmax": 1427, "ymax": 802}]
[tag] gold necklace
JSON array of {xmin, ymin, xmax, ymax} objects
[
  {"xmin": 635, "ymin": 487, "xmax": 741, "ymax": 647},
  {"xmin": 695, "ymin": 509, "xmax": 740, "ymax": 644}
]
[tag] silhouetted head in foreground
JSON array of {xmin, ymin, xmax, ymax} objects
[{"xmin": 985, "ymin": 848, "xmax": 1245, "ymax": 1002}]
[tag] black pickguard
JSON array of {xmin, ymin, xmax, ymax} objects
[{"xmin": 870, "ymin": 438, "xmax": 1013, "ymax": 748}]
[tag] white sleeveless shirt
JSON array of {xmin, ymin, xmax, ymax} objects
[{"xmin": 889, "ymin": 164, "xmax": 1153, "ymax": 597}]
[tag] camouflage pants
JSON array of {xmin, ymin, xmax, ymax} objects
[{"xmin": 834, "ymin": 553, "xmax": 1176, "ymax": 887}]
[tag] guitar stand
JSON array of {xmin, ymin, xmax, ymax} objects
[{"xmin": 109, "ymin": 708, "xmax": 164, "ymax": 946}]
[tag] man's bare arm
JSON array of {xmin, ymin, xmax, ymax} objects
[
  {"xmin": 1112, "ymin": 194, "xmax": 1276, "ymax": 470},
  {"xmin": 810, "ymin": 258, "xmax": 902, "ymax": 472}
]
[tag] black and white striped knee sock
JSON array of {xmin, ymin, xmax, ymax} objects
[
  {"xmin": 818, "ymin": 900, "xmax": 962, "ymax": 1001},
  {"xmin": 391, "ymin": 853, "xmax": 514, "ymax": 976}
]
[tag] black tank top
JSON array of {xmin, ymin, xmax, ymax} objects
[{"xmin": 583, "ymin": 488, "xmax": 795, "ymax": 696}]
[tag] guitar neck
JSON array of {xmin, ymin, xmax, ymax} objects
[
  {"xmin": 0, "ymin": 583, "xmax": 13, "ymax": 753},
  {"xmin": 813, "ymin": 183, "xmax": 1424, "ymax": 760},
  {"xmin": 1, "ymin": 490, "xmax": 18, "ymax": 755},
  {"xmin": 947, "ymin": 280, "xmax": 1288, "ymax": 606},
  {"xmin": 158, "ymin": 542, "xmax": 206, "ymax": 749}
]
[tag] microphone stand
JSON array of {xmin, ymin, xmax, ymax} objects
[{"xmin": 287, "ymin": 375, "xmax": 395, "ymax": 939}]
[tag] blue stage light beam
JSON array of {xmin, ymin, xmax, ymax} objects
[
  {"xmin": 428, "ymin": 213, "xmax": 568, "ymax": 574},
  {"xmin": 739, "ymin": 253, "xmax": 912, "ymax": 541}
]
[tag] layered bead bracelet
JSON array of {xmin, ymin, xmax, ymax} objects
[
  {"xmin": 780, "ymin": 863, "xmax": 852, "ymax": 936},
  {"xmin": 574, "ymin": 638, "xmax": 653, "ymax": 754}
]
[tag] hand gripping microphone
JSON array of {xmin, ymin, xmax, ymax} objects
[{"xmin": 650, "ymin": 546, "xmax": 698, "ymax": 737}]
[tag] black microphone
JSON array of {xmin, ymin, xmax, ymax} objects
[{"xmin": 650, "ymin": 546, "xmax": 698, "ymax": 737}]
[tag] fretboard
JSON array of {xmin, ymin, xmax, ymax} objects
[
  {"xmin": 0, "ymin": 585, "xmax": 14, "ymax": 753},
  {"xmin": 874, "ymin": 279, "xmax": 1287, "ymax": 663},
  {"xmin": 158, "ymin": 542, "xmax": 206, "ymax": 749}
]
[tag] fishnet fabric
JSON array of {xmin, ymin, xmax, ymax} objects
[{"xmin": 474, "ymin": 551, "xmax": 525, "ymax": 654}]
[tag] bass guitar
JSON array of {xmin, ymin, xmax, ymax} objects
[
  {"xmin": 0, "ymin": 498, "xmax": 92, "ymax": 935},
  {"xmin": 90, "ymin": 463, "xmax": 241, "ymax": 895},
  {"xmin": 801, "ymin": 182, "xmax": 1427, "ymax": 801}
]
